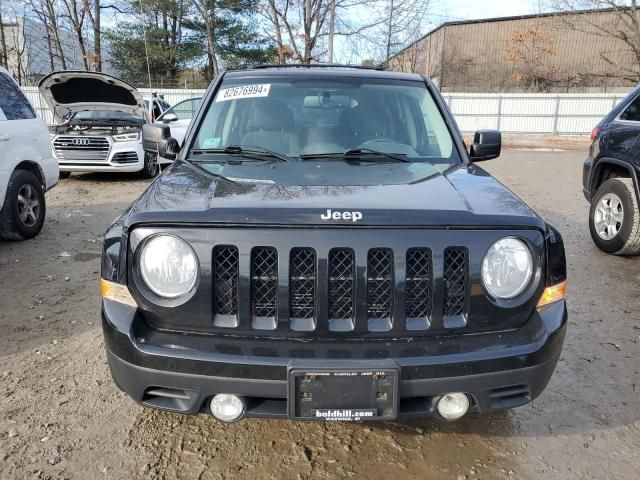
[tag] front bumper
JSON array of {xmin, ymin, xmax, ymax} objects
[
  {"xmin": 103, "ymin": 299, "xmax": 567, "ymax": 419},
  {"xmin": 57, "ymin": 140, "xmax": 144, "ymax": 173}
]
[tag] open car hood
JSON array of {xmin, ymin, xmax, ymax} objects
[{"xmin": 38, "ymin": 71, "xmax": 147, "ymax": 121}]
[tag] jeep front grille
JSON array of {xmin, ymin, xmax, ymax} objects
[
  {"xmin": 367, "ymin": 249, "xmax": 393, "ymax": 331},
  {"xmin": 213, "ymin": 246, "xmax": 239, "ymax": 328},
  {"xmin": 250, "ymin": 247, "xmax": 278, "ymax": 330},
  {"xmin": 289, "ymin": 248, "xmax": 316, "ymax": 331},
  {"xmin": 405, "ymin": 248, "xmax": 432, "ymax": 330},
  {"xmin": 443, "ymin": 247, "xmax": 468, "ymax": 328},
  {"xmin": 210, "ymin": 244, "xmax": 468, "ymax": 335},
  {"xmin": 53, "ymin": 136, "xmax": 110, "ymax": 163},
  {"xmin": 328, "ymin": 248, "xmax": 355, "ymax": 331}
]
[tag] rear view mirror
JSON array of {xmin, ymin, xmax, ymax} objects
[{"xmin": 470, "ymin": 129, "xmax": 501, "ymax": 161}]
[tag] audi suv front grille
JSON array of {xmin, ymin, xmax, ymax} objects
[{"xmin": 53, "ymin": 136, "xmax": 110, "ymax": 164}]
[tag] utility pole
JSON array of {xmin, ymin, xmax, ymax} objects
[
  {"xmin": 0, "ymin": 0, "xmax": 7, "ymax": 69},
  {"xmin": 327, "ymin": 0, "xmax": 336, "ymax": 63},
  {"xmin": 94, "ymin": 0, "xmax": 101, "ymax": 71}
]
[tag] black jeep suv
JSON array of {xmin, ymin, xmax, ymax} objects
[
  {"xmin": 584, "ymin": 83, "xmax": 640, "ymax": 255},
  {"xmin": 101, "ymin": 66, "xmax": 567, "ymax": 423}
]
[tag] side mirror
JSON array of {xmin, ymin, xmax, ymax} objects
[
  {"xmin": 161, "ymin": 112, "xmax": 178, "ymax": 123},
  {"xmin": 162, "ymin": 137, "xmax": 180, "ymax": 161},
  {"xmin": 142, "ymin": 123, "xmax": 170, "ymax": 153},
  {"xmin": 142, "ymin": 123, "xmax": 180, "ymax": 160},
  {"xmin": 469, "ymin": 129, "xmax": 501, "ymax": 161}
]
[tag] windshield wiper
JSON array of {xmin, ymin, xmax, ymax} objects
[
  {"xmin": 299, "ymin": 148, "xmax": 410, "ymax": 163},
  {"xmin": 183, "ymin": 161, "xmax": 238, "ymax": 185},
  {"xmin": 190, "ymin": 145, "xmax": 289, "ymax": 162},
  {"xmin": 342, "ymin": 148, "xmax": 411, "ymax": 163}
]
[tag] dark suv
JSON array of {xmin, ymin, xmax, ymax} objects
[
  {"xmin": 584, "ymin": 84, "xmax": 640, "ymax": 255},
  {"xmin": 101, "ymin": 66, "xmax": 567, "ymax": 423}
]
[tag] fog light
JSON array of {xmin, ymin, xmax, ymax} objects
[
  {"xmin": 210, "ymin": 394, "xmax": 244, "ymax": 422},
  {"xmin": 436, "ymin": 393, "xmax": 470, "ymax": 421}
]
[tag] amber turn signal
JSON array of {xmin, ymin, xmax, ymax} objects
[
  {"xmin": 101, "ymin": 278, "xmax": 137, "ymax": 307},
  {"xmin": 536, "ymin": 280, "xmax": 567, "ymax": 309}
]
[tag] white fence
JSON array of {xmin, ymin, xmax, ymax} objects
[
  {"xmin": 443, "ymin": 92, "xmax": 630, "ymax": 135},
  {"xmin": 21, "ymin": 86, "xmax": 631, "ymax": 135}
]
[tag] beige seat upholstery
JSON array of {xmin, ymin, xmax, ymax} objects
[{"xmin": 240, "ymin": 99, "xmax": 300, "ymax": 155}]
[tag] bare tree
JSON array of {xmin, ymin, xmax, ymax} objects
[
  {"xmin": 262, "ymin": 0, "xmax": 333, "ymax": 63},
  {"xmin": 389, "ymin": 40, "xmax": 422, "ymax": 72},
  {"xmin": 261, "ymin": 0, "xmax": 289, "ymax": 63},
  {"xmin": 260, "ymin": 0, "xmax": 391, "ymax": 64},
  {"xmin": 4, "ymin": 3, "xmax": 28, "ymax": 83},
  {"xmin": 0, "ymin": 7, "xmax": 7, "ymax": 68},
  {"xmin": 375, "ymin": 0, "xmax": 431, "ymax": 65},
  {"xmin": 61, "ymin": 0, "xmax": 89, "ymax": 69},
  {"xmin": 191, "ymin": 0, "xmax": 220, "ymax": 76},
  {"xmin": 549, "ymin": 0, "xmax": 640, "ymax": 82},
  {"xmin": 26, "ymin": 0, "xmax": 68, "ymax": 70},
  {"xmin": 504, "ymin": 24, "xmax": 558, "ymax": 91},
  {"xmin": 83, "ymin": 0, "xmax": 102, "ymax": 70}
]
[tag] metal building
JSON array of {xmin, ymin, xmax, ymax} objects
[{"xmin": 389, "ymin": 8, "xmax": 639, "ymax": 92}]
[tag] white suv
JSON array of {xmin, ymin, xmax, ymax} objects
[
  {"xmin": 0, "ymin": 67, "xmax": 58, "ymax": 240},
  {"xmin": 39, "ymin": 71, "xmax": 167, "ymax": 178}
]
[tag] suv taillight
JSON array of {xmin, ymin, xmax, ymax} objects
[{"xmin": 591, "ymin": 126, "xmax": 601, "ymax": 141}]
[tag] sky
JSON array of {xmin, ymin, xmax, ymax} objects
[{"xmin": 430, "ymin": 0, "xmax": 547, "ymax": 23}]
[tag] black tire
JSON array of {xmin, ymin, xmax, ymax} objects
[
  {"xmin": 59, "ymin": 171, "xmax": 71, "ymax": 179},
  {"xmin": 139, "ymin": 152, "xmax": 159, "ymax": 179},
  {"xmin": 0, "ymin": 170, "xmax": 46, "ymax": 241},
  {"xmin": 589, "ymin": 177, "xmax": 640, "ymax": 255}
]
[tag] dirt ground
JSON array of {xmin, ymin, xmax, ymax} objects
[{"xmin": 1, "ymin": 146, "xmax": 639, "ymax": 480}]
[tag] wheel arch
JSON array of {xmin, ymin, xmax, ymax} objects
[
  {"xmin": 14, "ymin": 160, "xmax": 46, "ymax": 187},
  {"xmin": 590, "ymin": 158, "xmax": 640, "ymax": 204}
]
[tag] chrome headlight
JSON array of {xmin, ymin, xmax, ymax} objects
[
  {"xmin": 481, "ymin": 237, "xmax": 533, "ymax": 299},
  {"xmin": 113, "ymin": 132, "xmax": 140, "ymax": 142},
  {"xmin": 139, "ymin": 234, "xmax": 199, "ymax": 298}
]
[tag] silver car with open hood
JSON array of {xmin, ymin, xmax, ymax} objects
[{"xmin": 39, "ymin": 71, "xmax": 159, "ymax": 178}]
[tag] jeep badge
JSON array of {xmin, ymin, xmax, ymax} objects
[{"xmin": 320, "ymin": 209, "xmax": 363, "ymax": 222}]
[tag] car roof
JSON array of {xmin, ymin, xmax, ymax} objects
[{"xmin": 225, "ymin": 65, "xmax": 424, "ymax": 82}]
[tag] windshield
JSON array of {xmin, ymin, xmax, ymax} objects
[{"xmin": 191, "ymin": 75, "xmax": 457, "ymax": 164}]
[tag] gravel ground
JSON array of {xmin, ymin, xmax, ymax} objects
[{"xmin": 1, "ymin": 148, "xmax": 639, "ymax": 480}]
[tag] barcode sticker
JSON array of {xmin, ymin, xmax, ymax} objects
[{"xmin": 215, "ymin": 84, "xmax": 271, "ymax": 102}]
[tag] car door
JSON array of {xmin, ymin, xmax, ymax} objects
[
  {"xmin": 601, "ymin": 93, "xmax": 640, "ymax": 170},
  {"xmin": 0, "ymin": 72, "xmax": 51, "ymax": 204},
  {"xmin": 159, "ymin": 98, "xmax": 202, "ymax": 145}
]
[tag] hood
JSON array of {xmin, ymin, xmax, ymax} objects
[
  {"xmin": 122, "ymin": 161, "xmax": 545, "ymax": 230},
  {"xmin": 38, "ymin": 71, "xmax": 147, "ymax": 121}
]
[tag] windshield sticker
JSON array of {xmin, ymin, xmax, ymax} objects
[
  {"xmin": 215, "ymin": 84, "xmax": 271, "ymax": 102},
  {"xmin": 201, "ymin": 137, "xmax": 222, "ymax": 149}
]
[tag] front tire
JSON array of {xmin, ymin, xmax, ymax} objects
[
  {"xmin": 589, "ymin": 177, "xmax": 640, "ymax": 255},
  {"xmin": 0, "ymin": 170, "xmax": 46, "ymax": 241},
  {"xmin": 139, "ymin": 152, "xmax": 158, "ymax": 179}
]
